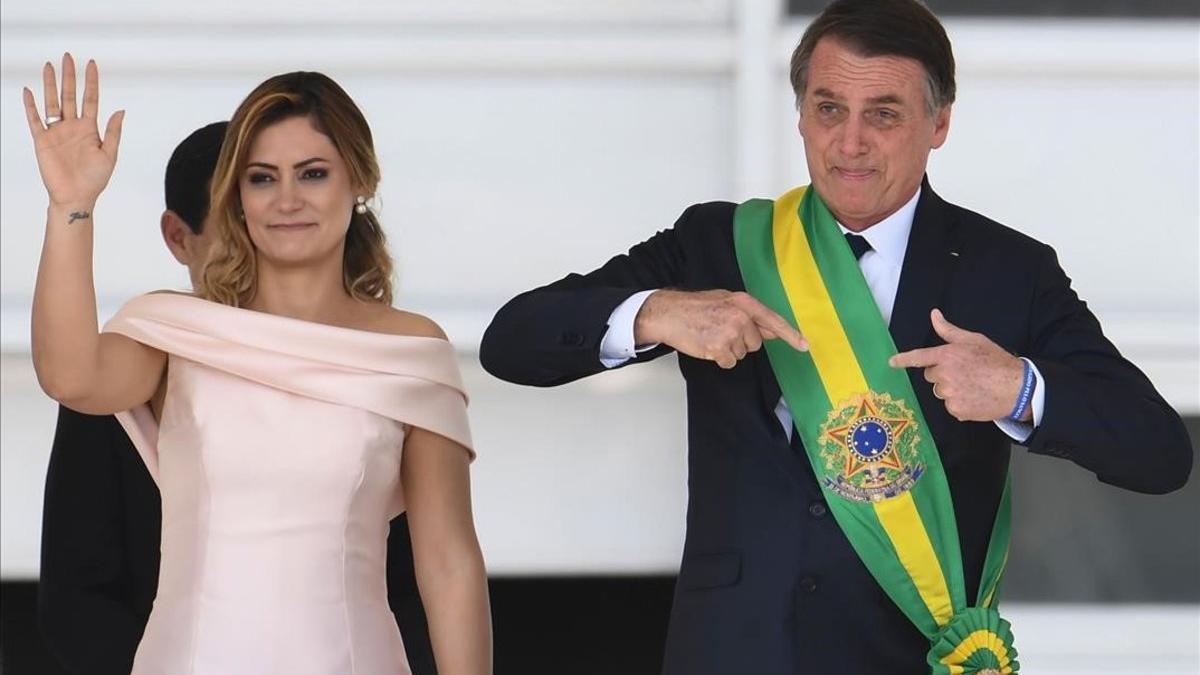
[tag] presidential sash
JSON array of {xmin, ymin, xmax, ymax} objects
[{"xmin": 733, "ymin": 186, "xmax": 1018, "ymax": 674}]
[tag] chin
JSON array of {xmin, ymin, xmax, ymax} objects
[
  {"xmin": 257, "ymin": 247, "xmax": 321, "ymax": 268},
  {"xmin": 823, "ymin": 190, "xmax": 870, "ymax": 213}
]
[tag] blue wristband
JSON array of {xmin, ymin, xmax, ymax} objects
[{"xmin": 1008, "ymin": 358, "xmax": 1036, "ymax": 422}]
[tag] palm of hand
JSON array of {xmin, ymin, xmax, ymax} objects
[
  {"xmin": 22, "ymin": 54, "xmax": 123, "ymax": 208},
  {"xmin": 34, "ymin": 120, "xmax": 114, "ymax": 206}
]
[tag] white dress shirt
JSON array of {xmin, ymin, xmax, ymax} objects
[{"xmin": 598, "ymin": 188, "xmax": 1044, "ymax": 441}]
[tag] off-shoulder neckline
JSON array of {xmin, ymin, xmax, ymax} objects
[{"xmin": 137, "ymin": 291, "xmax": 453, "ymax": 344}]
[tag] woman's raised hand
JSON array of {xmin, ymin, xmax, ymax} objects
[{"xmin": 22, "ymin": 53, "xmax": 124, "ymax": 210}]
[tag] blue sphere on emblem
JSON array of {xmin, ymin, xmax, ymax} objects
[{"xmin": 850, "ymin": 419, "xmax": 891, "ymax": 459}]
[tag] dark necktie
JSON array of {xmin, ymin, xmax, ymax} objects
[{"xmin": 845, "ymin": 232, "xmax": 872, "ymax": 261}]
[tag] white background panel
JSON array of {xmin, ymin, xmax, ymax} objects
[{"xmin": 1, "ymin": 4, "xmax": 1196, "ymax": 583}]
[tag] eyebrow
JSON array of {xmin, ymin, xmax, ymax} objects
[
  {"xmin": 245, "ymin": 157, "xmax": 328, "ymax": 170},
  {"xmin": 811, "ymin": 88, "xmax": 906, "ymax": 107}
]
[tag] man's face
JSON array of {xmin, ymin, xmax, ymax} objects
[{"xmin": 798, "ymin": 37, "xmax": 950, "ymax": 231}]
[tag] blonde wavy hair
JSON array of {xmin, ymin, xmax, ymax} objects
[{"xmin": 199, "ymin": 71, "xmax": 394, "ymax": 307}]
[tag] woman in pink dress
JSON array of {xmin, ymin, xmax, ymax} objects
[{"xmin": 24, "ymin": 54, "xmax": 492, "ymax": 674}]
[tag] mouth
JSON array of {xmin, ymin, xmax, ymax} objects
[
  {"xmin": 266, "ymin": 222, "xmax": 317, "ymax": 231},
  {"xmin": 833, "ymin": 168, "xmax": 877, "ymax": 181}
]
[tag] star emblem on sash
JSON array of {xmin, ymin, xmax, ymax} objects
[{"xmin": 822, "ymin": 396, "xmax": 911, "ymax": 482}]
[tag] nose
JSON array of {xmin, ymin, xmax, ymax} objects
[
  {"xmin": 276, "ymin": 176, "xmax": 304, "ymax": 213},
  {"xmin": 836, "ymin": 116, "xmax": 869, "ymax": 158}
]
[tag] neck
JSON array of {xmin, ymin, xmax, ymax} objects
[{"xmin": 248, "ymin": 250, "xmax": 354, "ymax": 322}]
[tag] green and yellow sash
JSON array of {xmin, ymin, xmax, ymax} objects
[{"xmin": 733, "ymin": 186, "xmax": 1018, "ymax": 674}]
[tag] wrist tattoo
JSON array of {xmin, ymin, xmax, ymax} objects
[{"xmin": 67, "ymin": 210, "xmax": 91, "ymax": 225}]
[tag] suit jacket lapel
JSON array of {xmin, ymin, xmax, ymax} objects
[
  {"xmin": 753, "ymin": 351, "xmax": 783, "ymax": 421},
  {"xmin": 890, "ymin": 178, "xmax": 962, "ymax": 354},
  {"xmin": 732, "ymin": 253, "xmax": 785, "ymax": 433},
  {"xmin": 751, "ymin": 347, "xmax": 809, "ymax": 488}
]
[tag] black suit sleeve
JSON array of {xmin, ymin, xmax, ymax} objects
[
  {"xmin": 38, "ymin": 406, "xmax": 145, "ymax": 674},
  {"xmin": 386, "ymin": 514, "xmax": 437, "ymax": 675},
  {"xmin": 1023, "ymin": 246, "xmax": 1193, "ymax": 494},
  {"xmin": 480, "ymin": 205, "xmax": 703, "ymax": 386}
]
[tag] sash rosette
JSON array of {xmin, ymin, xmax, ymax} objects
[
  {"xmin": 928, "ymin": 607, "xmax": 1018, "ymax": 674},
  {"xmin": 733, "ymin": 187, "xmax": 1017, "ymax": 673}
]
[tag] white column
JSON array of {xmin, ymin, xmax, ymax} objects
[{"xmin": 732, "ymin": 0, "xmax": 784, "ymax": 199}]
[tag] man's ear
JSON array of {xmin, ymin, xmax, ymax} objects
[
  {"xmin": 931, "ymin": 104, "xmax": 952, "ymax": 150},
  {"xmin": 161, "ymin": 210, "xmax": 194, "ymax": 266}
]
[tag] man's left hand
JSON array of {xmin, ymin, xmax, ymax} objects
[{"xmin": 889, "ymin": 309, "xmax": 1028, "ymax": 422}]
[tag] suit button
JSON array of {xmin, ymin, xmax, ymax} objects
[
  {"xmin": 559, "ymin": 331, "xmax": 585, "ymax": 347},
  {"xmin": 808, "ymin": 501, "xmax": 827, "ymax": 518},
  {"xmin": 799, "ymin": 576, "xmax": 818, "ymax": 593}
]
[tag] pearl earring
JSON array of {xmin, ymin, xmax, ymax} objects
[{"xmin": 355, "ymin": 196, "xmax": 368, "ymax": 215}]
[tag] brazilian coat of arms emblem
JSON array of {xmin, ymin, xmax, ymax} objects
[{"xmin": 818, "ymin": 392, "xmax": 925, "ymax": 503}]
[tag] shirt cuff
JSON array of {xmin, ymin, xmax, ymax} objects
[
  {"xmin": 994, "ymin": 357, "xmax": 1045, "ymax": 442},
  {"xmin": 599, "ymin": 289, "xmax": 660, "ymax": 368}
]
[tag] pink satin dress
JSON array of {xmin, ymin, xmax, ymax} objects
[{"xmin": 102, "ymin": 293, "xmax": 473, "ymax": 675}]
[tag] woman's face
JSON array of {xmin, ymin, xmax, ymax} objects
[{"xmin": 238, "ymin": 115, "xmax": 357, "ymax": 268}]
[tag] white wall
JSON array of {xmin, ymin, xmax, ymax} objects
[{"xmin": 2, "ymin": 1, "xmax": 1197, "ymax": 579}]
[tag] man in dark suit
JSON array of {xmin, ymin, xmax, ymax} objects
[
  {"xmin": 38, "ymin": 122, "xmax": 437, "ymax": 675},
  {"xmin": 479, "ymin": 1, "xmax": 1193, "ymax": 673}
]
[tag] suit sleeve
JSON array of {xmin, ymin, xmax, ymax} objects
[
  {"xmin": 1023, "ymin": 246, "xmax": 1193, "ymax": 494},
  {"xmin": 38, "ymin": 406, "xmax": 145, "ymax": 674},
  {"xmin": 385, "ymin": 514, "xmax": 438, "ymax": 675},
  {"xmin": 479, "ymin": 204, "xmax": 703, "ymax": 387}
]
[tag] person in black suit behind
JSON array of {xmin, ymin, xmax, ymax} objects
[
  {"xmin": 480, "ymin": 1, "xmax": 1192, "ymax": 673},
  {"xmin": 38, "ymin": 121, "xmax": 438, "ymax": 675}
]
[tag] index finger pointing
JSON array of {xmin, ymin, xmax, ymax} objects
[
  {"xmin": 743, "ymin": 298, "xmax": 808, "ymax": 352},
  {"xmin": 889, "ymin": 346, "xmax": 944, "ymax": 369}
]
